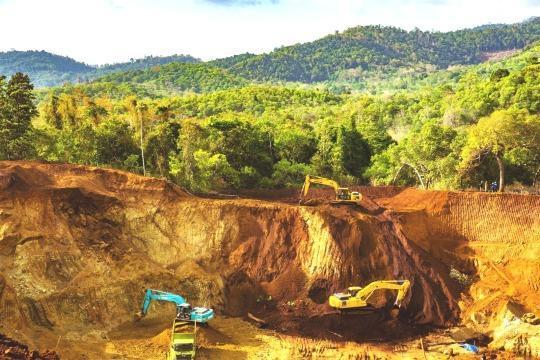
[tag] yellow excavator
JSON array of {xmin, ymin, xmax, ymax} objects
[
  {"xmin": 300, "ymin": 175, "xmax": 362, "ymax": 205},
  {"xmin": 329, "ymin": 280, "xmax": 410, "ymax": 313}
]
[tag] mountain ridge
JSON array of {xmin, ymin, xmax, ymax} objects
[
  {"xmin": 2, "ymin": 17, "xmax": 538, "ymax": 88},
  {"xmin": 0, "ymin": 51, "xmax": 200, "ymax": 87}
]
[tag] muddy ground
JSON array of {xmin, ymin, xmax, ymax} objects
[{"xmin": 0, "ymin": 161, "xmax": 539, "ymax": 359}]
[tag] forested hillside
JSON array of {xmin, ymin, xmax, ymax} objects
[
  {"xmin": 0, "ymin": 51, "xmax": 200, "ymax": 87},
  {"xmin": 0, "ymin": 50, "xmax": 93, "ymax": 87},
  {"xmin": 97, "ymin": 62, "xmax": 248, "ymax": 94},
  {"xmin": 213, "ymin": 17, "xmax": 540, "ymax": 83},
  {"xmin": 96, "ymin": 54, "xmax": 200, "ymax": 74},
  {"xmin": 0, "ymin": 42, "xmax": 534, "ymax": 194},
  {"xmin": 0, "ymin": 18, "xmax": 538, "ymax": 193}
]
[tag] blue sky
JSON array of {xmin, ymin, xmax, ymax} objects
[{"xmin": 0, "ymin": 0, "xmax": 537, "ymax": 64}]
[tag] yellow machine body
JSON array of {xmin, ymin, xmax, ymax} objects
[
  {"xmin": 329, "ymin": 280, "xmax": 410, "ymax": 310},
  {"xmin": 301, "ymin": 175, "xmax": 362, "ymax": 205}
]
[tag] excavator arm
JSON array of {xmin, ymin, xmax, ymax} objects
[
  {"xmin": 301, "ymin": 175, "xmax": 340, "ymax": 198},
  {"xmin": 355, "ymin": 280, "xmax": 411, "ymax": 307},
  {"xmin": 138, "ymin": 289, "xmax": 187, "ymax": 319},
  {"xmin": 301, "ymin": 175, "xmax": 362, "ymax": 204}
]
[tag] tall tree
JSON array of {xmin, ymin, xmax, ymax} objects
[
  {"xmin": 0, "ymin": 73, "xmax": 37, "ymax": 160},
  {"xmin": 461, "ymin": 110, "xmax": 540, "ymax": 192},
  {"xmin": 43, "ymin": 94, "xmax": 63, "ymax": 129}
]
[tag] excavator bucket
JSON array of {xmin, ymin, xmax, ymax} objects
[{"xmin": 134, "ymin": 311, "xmax": 144, "ymax": 322}]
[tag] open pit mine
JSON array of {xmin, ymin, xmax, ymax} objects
[{"xmin": 0, "ymin": 161, "xmax": 539, "ymax": 359}]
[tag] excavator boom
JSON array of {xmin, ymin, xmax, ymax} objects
[
  {"xmin": 301, "ymin": 175, "xmax": 339, "ymax": 197},
  {"xmin": 139, "ymin": 289, "xmax": 187, "ymax": 318}
]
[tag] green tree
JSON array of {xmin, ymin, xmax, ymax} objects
[
  {"xmin": 192, "ymin": 150, "xmax": 240, "ymax": 191},
  {"xmin": 50, "ymin": 121, "xmax": 98, "ymax": 164},
  {"xmin": 84, "ymin": 99, "xmax": 108, "ymax": 125},
  {"xmin": 0, "ymin": 73, "xmax": 37, "ymax": 160},
  {"xmin": 170, "ymin": 120, "xmax": 209, "ymax": 189},
  {"xmin": 95, "ymin": 118, "xmax": 139, "ymax": 169},
  {"xmin": 367, "ymin": 120, "xmax": 459, "ymax": 188},
  {"xmin": 271, "ymin": 160, "xmax": 312, "ymax": 188},
  {"xmin": 312, "ymin": 120, "xmax": 371, "ymax": 181},
  {"xmin": 274, "ymin": 127, "xmax": 317, "ymax": 164},
  {"xmin": 43, "ymin": 94, "xmax": 63, "ymax": 129},
  {"xmin": 461, "ymin": 110, "xmax": 540, "ymax": 192},
  {"xmin": 335, "ymin": 122, "xmax": 371, "ymax": 179},
  {"xmin": 145, "ymin": 121, "xmax": 180, "ymax": 176},
  {"xmin": 207, "ymin": 118, "xmax": 273, "ymax": 177}
]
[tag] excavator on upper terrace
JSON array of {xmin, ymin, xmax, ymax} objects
[
  {"xmin": 329, "ymin": 280, "xmax": 410, "ymax": 315},
  {"xmin": 300, "ymin": 175, "xmax": 362, "ymax": 206}
]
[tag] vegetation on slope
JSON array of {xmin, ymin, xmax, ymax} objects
[
  {"xmin": 213, "ymin": 18, "xmax": 540, "ymax": 83},
  {"xmin": 1, "ymin": 32, "xmax": 539, "ymax": 194},
  {"xmin": 0, "ymin": 50, "xmax": 93, "ymax": 87},
  {"xmin": 3, "ymin": 18, "xmax": 539, "ymax": 90},
  {"xmin": 96, "ymin": 62, "xmax": 248, "ymax": 94}
]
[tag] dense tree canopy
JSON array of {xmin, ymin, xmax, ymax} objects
[
  {"xmin": 213, "ymin": 18, "xmax": 540, "ymax": 83},
  {"xmin": 1, "ymin": 32, "xmax": 539, "ymax": 193}
]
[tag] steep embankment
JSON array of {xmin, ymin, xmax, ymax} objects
[
  {"xmin": 379, "ymin": 189, "xmax": 540, "ymax": 314},
  {"xmin": 1, "ymin": 162, "xmax": 539, "ymax": 357},
  {"xmin": 0, "ymin": 161, "xmax": 459, "ymax": 358},
  {"xmin": 379, "ymin": 189, "xmax": 540, "ymax": 355}
]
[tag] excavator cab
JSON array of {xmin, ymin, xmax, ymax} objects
[
  {"xmin": 177, "ymin": 304, "xmax": 193, "ymax": 321},
  {"xmin": 336, "ymin": 188, "xmax": 351, "ymax": 200},
  {"xmin": 347, "ymin": 286, "xmax": 363, "ymax": 297}
]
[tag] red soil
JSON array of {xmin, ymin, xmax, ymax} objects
[{"xmin": 0, "ymin": 161, "xmax": 538, "ymax": 357}]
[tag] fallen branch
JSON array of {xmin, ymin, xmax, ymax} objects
[
  {"xmin": 327, "ymin": 330, "xmax": 343, "ymax": 338},
  {"xmin": 420, "ymin": 338, "xmax": 428, "ymax": 360},
  {"xmin": 247, "ymin": 312, "xmax": 268, "ymax": 328}
]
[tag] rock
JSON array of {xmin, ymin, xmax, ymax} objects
[
  {"xmin": 522, "ymin": 313, "xmax": 540, "ymax": 325},
  {"xmin": 470, "ymin": 311, "xmax": 487, "ymax": 325},
  {"xmin": 489, "ymin": 301, "xmax": 540, "ymax": 356}
]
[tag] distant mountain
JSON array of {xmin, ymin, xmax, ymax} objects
[
  {"xmin": 0, "ymin": 51, "xmax": 200, "ymax": 87},
  {"xmin": 211, "ymin": 17, "xmax": 540, "ymax": 83},
  {"xmin": 97, "ymin": 62, "xmax": 248, "ymax": 94},
  {"xmin": 2, "ymin": 17, "xmax": 538, "ymax": 89},
  {"xmin": 96, "ymin": 54, "xmax": 200, "ymax": 74},
  {"xmin": 0, "ymin": 50, "xmax": 93, "ymax": 87}
]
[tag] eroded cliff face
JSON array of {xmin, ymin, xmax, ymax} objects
[
  {"xmin": 0, "ymin": 162, "xmax": 460, "ymax": 351},
  {"xmin": 379, "ymin": 189, "xmax": 540, "ymax": 316},
  {"xmin": 5, "ymin": 161, "xmax": 540, "ymax": 357},
  {"xmin": 380, "ymin": 189, "xmax": 540, "ymax": 355}
]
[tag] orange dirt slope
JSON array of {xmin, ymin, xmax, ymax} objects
[{"xmin": 0, "ymin": 161, "xmax": 539, "ymax": 358}]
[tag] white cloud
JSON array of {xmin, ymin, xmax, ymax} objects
[{"xmin": 0, "ymin": 0, "xmax": 537, "ymax": 64}]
